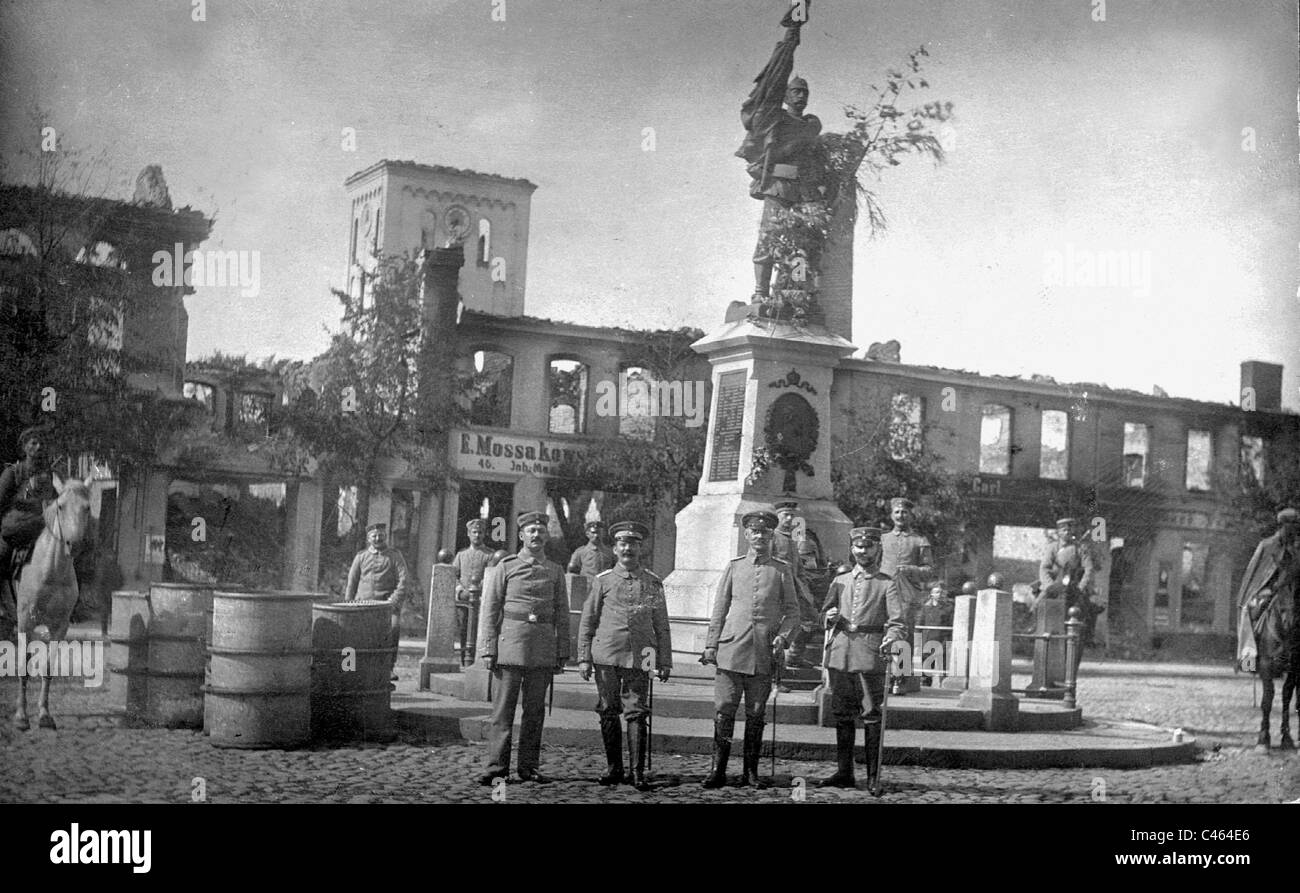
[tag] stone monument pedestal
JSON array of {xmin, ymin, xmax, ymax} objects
[
  {"xmin": 1025, "ymin": 597, "xmax": 1066, "ymax": 697},
  {"xmin": 662, "ymin": 318, "xmax": 857, "ymax": 666},
  {"xmin": 942, "ymin": 594, "xmax": 976, "ymax": 690}
]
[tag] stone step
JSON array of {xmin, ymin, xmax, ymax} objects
[
  {"xmin": 422, "ymin": 669, "xmax": 1083, "ymax": 732},
  {"xmin": 393, "ymin": 686, "xmax": 1197, "ymax": 770}
]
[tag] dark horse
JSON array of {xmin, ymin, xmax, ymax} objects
[{"xmin": 1236, "ymin": 510, "xmax": 1299, "ymax": 753}]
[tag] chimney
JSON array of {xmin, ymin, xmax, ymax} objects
[{"xmin": 1240, "ymin": 361, "xmax": 1282, "ymax": 412}]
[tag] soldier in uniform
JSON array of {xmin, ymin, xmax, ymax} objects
[
  {"xmin": 700, "ymin": 510, "xmax": 799, "ymax": 789},
  {"xmin": 452, "ymin": 518, "xmax": 495, "ymax": 665},
  {"xmin": 1038, "ymin": 517, "xmax": 1099, "ymax": 644},
  {"xmin": 345, "ymin": 522, "xmax": 410, "ymax": 680},
  {"xmin": 478, "ymin": 510, "xmax": 570, "ymax": 786},
  {"xmin": 819, "ymin": 526, "xmax": 906, "ymax": 793},
  {"xmin": 577, "ymin": 520, "xmax": 672, "ymax": 790},
  {"xmin": 879, "ymin": 497, "xmax": 933, "ymax": 695},
  {"xmin": 0, "ymin": 426, "xmax": 57, "ymax": 633},
  {"xmin": 772, "ymin": 500, "xmax": 818, "ymax": 668},
  {"xmin": 568, "ymin": 520, "xmax": 615, "ymax": 580}
]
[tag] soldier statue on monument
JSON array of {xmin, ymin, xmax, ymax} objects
[{"xmin": 737, "ymin": 0, "xmax": 828, "ymax": 312}]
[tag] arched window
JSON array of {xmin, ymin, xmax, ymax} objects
[
  {"xmin": 477, "ymin": 217, "xmax": 491, "ymax": 267},
  {"xmin": 1122, "ymin": 422, "xmax": 1150, "ymax": 487},
  {"xmin": 619, "ymin": 365, "xmax": 656, "ymax": 441},
  {"xmin": 548, "ymin": 358, "xmax": 589, "ymax": 434},
  {"xmin": 979, "ymin": 404, "xmax": 1012, "ymax": 475},
  {"xmin": 468, "ymin": 348, "xmax": 513, "ymax": 427},
  {"xmin": 1039, "ymin": 409, "xmax": 1069, "ymax": 479}
]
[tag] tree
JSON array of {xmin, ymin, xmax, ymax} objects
[
  {"xmin": 0, "ymin": 119, "xmax": 210, "ymax": 475},
  {"xmin": 830, "ymin": 394, "xmax": 982, "ymax": 582}
]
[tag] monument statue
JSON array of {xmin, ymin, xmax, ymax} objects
[{"xmin": 737, "ymin": 0, "xmax": 829, "ymax": 315}]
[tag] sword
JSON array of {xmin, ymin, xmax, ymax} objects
[
  {"xmin": 873, "ymin": 644, "xmax": 893, "ymax": 798},
  {"xmin": 770, "ymin": 648, "xmax": 782, "ymax": 778},
  {"xmin": 647, "ymin": 673, "xmax": 655, "ymax": 773}
]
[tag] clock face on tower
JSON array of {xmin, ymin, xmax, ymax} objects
[{"xmin": 445, "ymin": 205, "xmax": 471, "ymax": 243}]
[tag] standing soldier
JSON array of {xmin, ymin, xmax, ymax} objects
[
  {"xmin": 345, "ymin": 522, "xmax": 410, "ymax": 680},
  {"xmin": 1038, "ymin": 517, "xmax": 1099, "ymax": 644},
  {"xmin": 577, "ymin": 521, "xmax": 672, "ymax": 790},
  {"xmin": 773, "ymin": 500, "xmax": 818, "ymax": 669},
  {"xmin": 452, "ymin": 518, "xmax": 495, "ymax": 665},
  {"xmin": 820, "ymin": 527, "xmax": 906, "ymax": 793},
  {"xmin": 879, "ymin": 497, "xmax": 933, "ymax": 695},
  {"xmin": 700, "ymin": 510, "xmax": 799, "ymax": 789},
  {"xmin": 568, "ymin": 520, "xmax": 616, "ymax": 580},
  {"xmin": 477, "ymin": 510, "xmax": 570, "ymax": 786}
]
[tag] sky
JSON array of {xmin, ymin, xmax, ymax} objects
[{"xmin": 2, "ymin": 0, "xmax": 1297, "ymax": 410}]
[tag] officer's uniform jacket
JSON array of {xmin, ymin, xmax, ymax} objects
[
  {"xmin": 705, "ymin": 552, "xmax": 798, "ymax": 676},
  {"xmin": 452, "ymin": 543, "xmax": 495, "ymax": 600},
  {"xmin": 879, "ymin": 527, "xmax": 933, "ymax": 608},
  {"xmin": 568, "ymin": 542, "xmax": 616, "ymax": 578},
  {"xmin": 577, "ymin": 565, "xmax": 672, "ymax": 671},
  {"xmin": 821, "ymin": 564, "xmax": 906, "ymax": 674},
  {"xmin": 480, "ymin": 548, "xmax": 570, "ymax": 668},
  {"xmin": 345, "ymin": 547, "xmax": 410, "ymax": 613},
  {"xmin": 1038, "ymin": 538, "xmax": 1095, "ymax": 593}
]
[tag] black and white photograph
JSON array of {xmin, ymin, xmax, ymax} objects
[{"xmin": 0, "ymin": 0, "xmax": 1298, "ymax": 858}]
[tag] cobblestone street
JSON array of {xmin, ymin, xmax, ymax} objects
[{"xmin": 2, "ymin": 657, "xmax": 1297, "ymax": 805}]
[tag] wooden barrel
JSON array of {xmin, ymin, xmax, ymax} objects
[
  {"xmin": 206, "ymin": 590, "xmax": 316, "ymax": 749},
  {"xmin": 106, "ymin": 583, "xmax": 212, "ymax": 728},
  {"xmin": 310, "ymin": 601, "xmax": 396, "ymax": 742}
]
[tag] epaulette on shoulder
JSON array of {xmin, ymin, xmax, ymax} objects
[
  {"xmin": 642, "ymin": 569, "xmax": 662, "ymax": 582},
  {"xmin": 595, "ymin": 568, "xmax": 615, "ymax": 578},
  {"xmin": 771, "ymin": 556, "xmax": 789, "ymax": 566},
  {"xmin": 499, "ymin": 554, "xmax": 520, "ymax": 564},
  {"xmin": 730, "ymin": 555, "xmax": 746, "ymax": 562}
]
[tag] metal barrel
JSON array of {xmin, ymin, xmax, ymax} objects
[
  {"xmin": 106, "ymin": 583, "xmax": 213, "ymax": 729},
  {"xmin": 206, "ymin": 590, "xmax": 316, "ymax": 749},
  {"xmin": 310, "ymin": 600, "xmax": 396, "ymax": 742}
]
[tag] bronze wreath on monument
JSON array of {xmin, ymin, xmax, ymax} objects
[{"xmin": 747, "ymin": 392, "xmax": 818, "ymax": 491}]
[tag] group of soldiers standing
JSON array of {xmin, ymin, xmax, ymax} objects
[{"xmin": 455, "ymin": 496, "xmax": 937, "ymax": 795}]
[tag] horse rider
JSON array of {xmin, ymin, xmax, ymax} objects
[
  {"xmin": 1235, "ymin": 507, "xmax": 1300, "ymax": 751},
  {"xmin": 577, "ymin": 520, "xmax": 672, "ymax": 790},
  {"xmin": 0, "ymin": 426, "xmax": 58, "ymax": 589}
]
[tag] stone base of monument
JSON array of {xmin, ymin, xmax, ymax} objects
[
  {"xmin": 395, "ymin": 672, "xmax": 1194, "ymax": 769},
  {"xmin": 956, "ymin": 688, "xmax": 1020, "ymax": 732}
]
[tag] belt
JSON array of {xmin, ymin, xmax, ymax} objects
[
  {"xmin": 505, "ymin": 608, "xmax": 554, "ymax": 624},
  {"xmin": 840, "ymin": 624, "xmax": 884, "ymax": 634},
  {"xmin": 770, "ymin": 163, "xmax": 799, "ymax": 178}
]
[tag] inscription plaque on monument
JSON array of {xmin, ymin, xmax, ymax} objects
[{"xmin": 708, "ymin": 370, "xmax": 747, "ymax": 482}]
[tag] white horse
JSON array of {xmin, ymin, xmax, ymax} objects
[{"xmin": 9, "ymin": 475, "xmax": 91, "ymax": 731}]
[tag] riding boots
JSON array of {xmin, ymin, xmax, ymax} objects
[
  {"xmin": 702, "ymin": 714, "xmax": 734, "ymax": 789},
  {"xmin": 598, "ymin": 715, "xmax": 624, "ymax": 785},
  {"xmin": 819, "ymin": 722, "xmax": 857, "ymax": 788},
  {"xmin": 627, "ymin": 718, "xmax": 650, "ymax": 790},
  {"xmin": 739, "ymin": 718, "xmax": 768, "ymax": 788}
]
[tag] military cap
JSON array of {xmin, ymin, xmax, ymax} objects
[
  {"xmin": 365, "ymin": 522, "xmax": 387, "ymax": 533},
  {"xmin": 1278, "ymin": 507, "xmax": 1299, "ymax": 525},
  {"xmin": 17, "ymin": 425, "xmax": 50, "ymax": 449},
  {"xmin": 788, "ymin": 75, "xmax": 809, "ymax": 91},
  {"xmin": 516, "ymin": 510, "xmax": 548, "ymax": 529},
  {"xmin": 774, "ymin": 500, "xmax": 799, "ymax": 512},
  {"xmin": 850, "ymin": 526, "xmax": 883, "ymax": 542},
  {"xmin": 1055, "ymin": 517, "xmax": 1077, "ymax": 527},
  {"xmin": 465, "ymin": 518, "xmax": 486, "ymax": 531},
  {"xmin": 584, "ymin": 520, "xmax": 606, "ymax": 531},
  {"xmin": 610, "ymin": 521, "xmax": 649, "ymax": 541},
  {"xmin": 741, "ymin": 511, "xmax": 779, "ymax": 531},
  {"xmin": 890, "ymin": 497, "xmax": 915, "ymax": 510}
]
